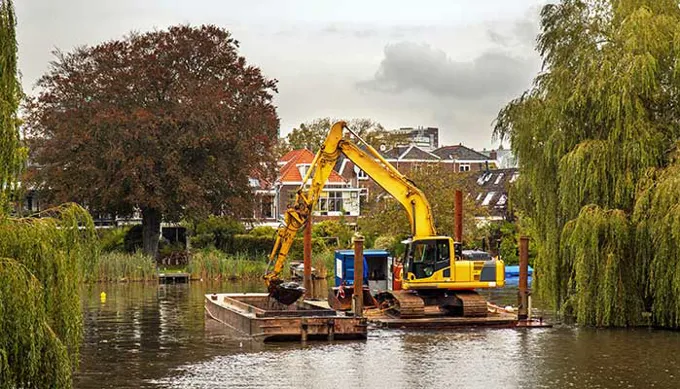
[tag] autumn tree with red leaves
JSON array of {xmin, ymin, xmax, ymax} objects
[{"xmin": 25, "ymin": 25, "xmax": 280, "ymax": 257}]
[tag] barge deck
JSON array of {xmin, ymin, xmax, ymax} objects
[{"xmin": 204, "ymin": 293, "xmax": 368, "ymax": 341}]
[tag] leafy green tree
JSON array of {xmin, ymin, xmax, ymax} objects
[
  {"xmin": 494, "ymin": 0, "xmax": 680, "ymax": 327},
  {"xmin": 0, "ymin": 0, "xmax": 23, "ymax": 209},
  {"xmin": 285, "ymin": 117, "xmax": 409, "ymax": 152},
  {"xmin": 25, "ymin": 25, "xmax": 279, "ymax": 258},
  {"xmin": 0, "ymin": 2, "xmax": 99, "ymax": 387}
]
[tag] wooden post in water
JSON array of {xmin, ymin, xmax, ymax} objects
[
  {"xmin": 353, "ymin": 235, "xmax": 365, "ymax": 317},
  {"xmin": 303, "ymin": 218, "xmax": 313, "ymax": 299},
  {"xmin": 518, "ymin": 236, "xmax": 530, "ymax": 320},
  {"xmin": 454, "ymin": 190, "xmax": 463, "ymax": 243}
]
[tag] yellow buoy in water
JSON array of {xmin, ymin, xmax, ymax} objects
[{"xmin": 100, "ymin": 291, "xmax": 107, "ymax": 303}]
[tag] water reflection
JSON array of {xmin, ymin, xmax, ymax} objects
[{"xmin": 76, "ymin": 281, "xmax": 680, "ymax": 389}]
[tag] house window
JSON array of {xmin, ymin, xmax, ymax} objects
[
  {"xmin": 328, "ymin": 191, "xmax": 343, "ymax": 212},
  {"xmin": 298, "ymin": 164, "xmax": 311, "ymax": 179},
  {"xmin": 497, "ymin": 194, "xmax": 507, "ymax": 206},
  {"xmin": 459, "ymin": 164, "xmax": 470, "ymax": 172},
  {"xmin": 261, "ymin": 196, "xmax": 273, "ymax": 219},
  {"xmin": 318, "ymin": 191, "xmax": 344, "ymax": 213},
  {"xmin": 357, "ymin": 169, "xmax": 368, "ymax": 180},
  {"xmin": 482, "ymin": 192, "xmax": 495, "ymax": 206}
]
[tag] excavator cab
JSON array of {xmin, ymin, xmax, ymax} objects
[{"xmin": 402, "ymin": 236, "xmax": 504, "ymax": 289}]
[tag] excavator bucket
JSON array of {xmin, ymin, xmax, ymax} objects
[{"xmin": 268, "ymin": 279, "xmax": 306, "ymax": 305}]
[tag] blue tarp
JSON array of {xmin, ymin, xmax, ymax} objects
[{"xmin": 505, "ymin": 265, "xmax": 533, "ymax": 277}]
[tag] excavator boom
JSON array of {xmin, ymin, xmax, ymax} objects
[{"xmin": 264, "ymin": 120, "xmax": 504, "ymax": 311}]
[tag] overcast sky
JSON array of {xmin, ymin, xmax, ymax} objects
[{"xmin": 15, "ymin": 0, "xmax": 547, "ymax": 150}]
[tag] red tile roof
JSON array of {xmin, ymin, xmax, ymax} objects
[{"xmin": 279, "ymin": 149, "xmax": 347, "ymax": 184}]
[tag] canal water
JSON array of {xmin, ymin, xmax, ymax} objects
[{"xmin": 75, "ymin": 281, "xmax": 680, "ymax": 389}]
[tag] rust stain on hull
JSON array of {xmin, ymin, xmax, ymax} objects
[{"xmin": 205, "ymin": 293, "xmax": 368, "ymax": 342}]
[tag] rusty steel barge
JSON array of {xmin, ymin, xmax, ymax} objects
[{"xmin": 204, "ymin": 293, "xmax": 368, "ymax": 341}]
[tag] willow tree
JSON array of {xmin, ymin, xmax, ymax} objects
[
  {"xmin": 494, "ymin": 0, "xmax": 680, "ymax": 327},
  {"xmin": 0, "ymin": 1, "xmax": 98, "ymax": 387}
]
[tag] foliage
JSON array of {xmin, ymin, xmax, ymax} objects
[
  {"xmin": 97, "ymin": 226, "xmax": 129, "ymax": 252},
  {"xmin": 560, "ymin": 205, "xmax": 641, "ymax": 326},
  {"xmin": 25, "ymin": 24, "xmax": 280, "ymax": 257},
  {"xmin": 284, "ymin": 117, "xmax": 409, "ymax": 152},
  {"xmin": 0, "ymin": 258, "xmax": 71, "ymax": 389},
  {"xmin": 494, "ymin": 0, "xmax": 680, "ymax": 326},
  {"xmin": 312, "ymin": 219, "xmax": 354, "ymax": 248},
  {"xmin": 0, "ymin": 204, "xmax": 99, "ymax": 388},
  {"xmin": 189, "ymin": 215, "xmax": 245, "ymax": 250},
  {"xmin": 358, "ymin": 163, "xmax": 485, "ymax": 253},
  {"xmin": 311, "ymin": 249, "xmax": 336, "ymax": 278},
  {"xmin": 0, "ymin": 0, "xmax": 24, "ymax": 210},
  {"xmin": 1, "ymin": 2, "xmax": 99, "ymax": 386},
  {"xmin": 228, "ymin": 233, "xmax": 327, "ymax": 260},
  {"xmin": 94, "ymin": 251, "xmax": 157, "ymax": 282},
  {"xmin": 248, "ymin": 225, "xmax": 277, "ymax": 237},
  {"xmin": 633, "ymin": 154, "xmax": 680, "ymax": 327},
  {"xmin": 187, "ymin": 248, "xmax": 268, "ymax": 280}
]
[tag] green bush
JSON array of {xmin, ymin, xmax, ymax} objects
[
  {"xmin": 98, "ymin": 226, "xmax": 130, "ymax": 252},
  {"xmin": 248, "ymin": 225, "xmax": 277, "ymax": 237},
  {"xmin": 226, "ymin": 234, "xmax": 327, "ymax": 260},
  {"xmin": 373, "ymin": 235, "xmax": 397, "ymax": 250},
  {"xmin": 312, "ymin": 219, "xmax": 354, "ymax": 248},
  {"xmin": 95, "ymin": 252, "xmax": 157, "ymax": 282},
  {"xmin": 190, "ymin": 215, "xmax": 246, "ymax": 250}
]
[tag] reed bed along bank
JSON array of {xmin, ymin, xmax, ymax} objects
[
  {"xmin": 187, "ymin": 249, "xmax": 269, "ymax": 281},
  {"xmin": 94, "ymin": 252, "xmax": 157, "ymax": 282}
]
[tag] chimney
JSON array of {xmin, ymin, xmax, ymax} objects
[{"xmin": 490, "ymin": 149, "xmax": 497, "ymax": 160}]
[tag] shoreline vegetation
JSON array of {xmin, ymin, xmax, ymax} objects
[
  {"xmin": 90, "ymin": 248, "xmax": 336, "ymax": 283},
  {"xmin": 91, "ymin": 219, "xmax": 342, "ymax": 283}
]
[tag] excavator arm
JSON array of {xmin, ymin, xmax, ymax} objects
[{"xmin": 265, "ymin": 120, "xmax": 439, "ymax": 304}]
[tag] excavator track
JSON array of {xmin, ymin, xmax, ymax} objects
[
  {"xmin": 376, "ymin": 290, "xmax": 425, "ymax": 318},
  {"xmin": 376, "ymin": 290, "xmax": 488, "ymax": 318},
  {"xmin": 450, "ymin": 291, "xmax": 488, "ymax": 317}
]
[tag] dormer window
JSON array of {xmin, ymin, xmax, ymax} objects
[{"xmin": 297, "ymin": 164, "xmax": 311, "ymax": 179}]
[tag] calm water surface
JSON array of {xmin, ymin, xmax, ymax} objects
[{"xmin": 75, "ymin": 282, "xmax": 680, "ymax": 389}]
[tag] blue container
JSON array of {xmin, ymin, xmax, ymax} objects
[{"xmin": 334, "ymin": 249, "xmax": 390, "ymax": 287}]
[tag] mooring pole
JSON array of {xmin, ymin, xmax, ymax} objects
[
  {"xmin": 303, "ymin": 218, "xmax": 313, "ymax": 299},
  {"xmin": 454, "ymin": 190, "xmax": 463, "ymax": 243},
  {"xmin": 353, "ymin": 235, "xmax": 365, "ymax": 317},
  {"xmin": 518, "ymin": 236, "xmax": 530, "ymax": 320}
]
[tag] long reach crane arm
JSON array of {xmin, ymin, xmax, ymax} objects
[{"xmin": 264, "ymin": 120, "xmax": 437, "ymax": 303}]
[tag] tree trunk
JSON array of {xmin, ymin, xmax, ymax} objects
[{"xmin": 142, "ymin": 207, "xmax": 161, "ymax": 258}]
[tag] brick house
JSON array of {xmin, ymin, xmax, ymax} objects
[
  {"xmin": 335, "ymin": 142, "xmax": 498, "ymax": 194},
  {"xmin": 335, "ymin": 144, "xmax": 441, "ymax": 199},
  {"xmin": 432, "ymin": 144, "xmax": 498, "ymax": 172},
  {"xmin": 251, "ymin": 149, "xmax": 363, "ymax": 227}
]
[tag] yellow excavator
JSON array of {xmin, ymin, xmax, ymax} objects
[{"xmin": 264, "ymin": 121, "xmax": 505, "ymax": 317}]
